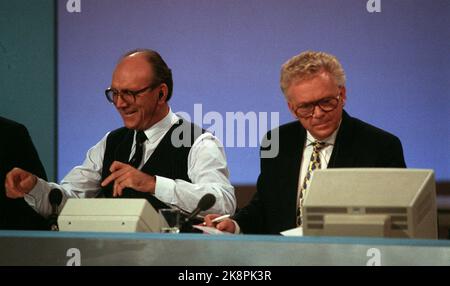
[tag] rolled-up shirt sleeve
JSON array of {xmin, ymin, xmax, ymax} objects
[
  {"xmin": 154, "ymin": 132, "xmax": 236, "ymax": 215},
  {"xmin": 24, "ymin": 134, "xmax": 108, "ymax": 217}
]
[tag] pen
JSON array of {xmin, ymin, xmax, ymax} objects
[
  {"xmin": 211, "ymin": 214, "xmax": 231, "ymax": 223},
  {"xmin": 203, "ymin": 214, "xmax": 231, "ymax": 225}
]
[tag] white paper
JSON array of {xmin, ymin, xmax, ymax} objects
[
  {"xmin": 280, "ymin": 226, "xmax": 303, "ymax": 236},
  {"xmin": 193, "ymin": 225, "xmax": 230, "ymax": 235}
]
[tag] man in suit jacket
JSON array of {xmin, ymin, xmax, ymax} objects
[
  {"xmin": 0, "ymin": 116, "xmax": 48, "ymax": 230},
  {"xmin": 205, "ymin": 50, "xmax": 406, "ymax": 234}
]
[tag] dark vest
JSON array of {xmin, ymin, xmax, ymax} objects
[{"xmin": 100, "ymin": 119, "xmax": 205, "ymax": 211}]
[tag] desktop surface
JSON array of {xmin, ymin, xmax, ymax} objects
[{"xmin": 1, "ymin": 230, "xmax": 449, "ymax": 266}]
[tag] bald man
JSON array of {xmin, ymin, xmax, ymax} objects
[{"xmin": 5, "ymin": 49, "xmax": 236, "ymax": 220}]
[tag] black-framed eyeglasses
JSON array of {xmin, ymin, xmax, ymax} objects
[
  {"xmin": 294, "ymin": 95, "xmax": 341, "ymax": 118},
  {"xmin": 105, "ymin": 82, "xmax": 160, "ymax": 104}
]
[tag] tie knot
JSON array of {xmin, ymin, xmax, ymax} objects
[
  {"xmin": 136, "ymin": 131, "xmax": 147, "ymax": 144},
  {"xmin": 312, "ymin": 141, "xmax": 327, "ymax": 151}
]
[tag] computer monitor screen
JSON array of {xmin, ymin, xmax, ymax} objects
[
  {"xmin": 58, "ymin": 198, "xmax": 161, "ymax": 232},
  {"xmin": 302, "ymin": 169, "xmax": 437, "ymax": 239}
]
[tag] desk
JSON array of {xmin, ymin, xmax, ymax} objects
[{"xmin": 1, "ymin": 230, "xmax": 449, "ymax": 266}]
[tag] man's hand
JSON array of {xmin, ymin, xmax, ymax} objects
[
  {"xmin": 5, "ymin": 167, "xmax": 38, "ymax": 199},
  {"xmin": 100, "ymin": 161, "xmax": 156, "ymax": 197},
  {"xmin": 204, "ymin": 214, "xmax": 236, "ymax": 233}
]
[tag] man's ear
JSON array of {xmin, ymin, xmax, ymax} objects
[
  {"xmin": 340, "ymin": 86, "xmax": 347, "ymax": 106},
  {"xmin": 158, "ymin": 83, "xmax": 169, "ymax": 102}
]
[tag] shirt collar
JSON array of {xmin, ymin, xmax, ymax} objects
[{"xmin": 139, "ymin": 108, "xmax": 180, "ymax": 144}]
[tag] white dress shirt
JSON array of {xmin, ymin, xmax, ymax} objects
[
  {"xmin": 24, "ymin": 109, "xmax": 236, "ymax": 217},
  {"xmin": 296, "ymin": 129, "xmax": 338, "ymax": 210}
]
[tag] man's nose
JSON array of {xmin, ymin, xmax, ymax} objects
[
  {"xmin": 312, "ymin": 104, "xmax": 325, "ymax": 118},
  {"xmin": 115, "ymin": 94, "xmax": 127, "ymax": 108}
]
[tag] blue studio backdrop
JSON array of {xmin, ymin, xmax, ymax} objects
[{"xmin": 58, "ymin": 0, "xmax": 450, "ymax": 184}]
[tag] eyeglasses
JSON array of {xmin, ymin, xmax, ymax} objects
[
  {"xmin": 105, "ymin": 82, "xmax": 159, "ymax": 104},
  {"xmin": 294, "ymin": 95, "xmax": 341, "ymax": 118}
]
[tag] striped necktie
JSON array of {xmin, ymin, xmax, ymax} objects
[{"xmin": 297, "ymin": 141, "xmax": 327, "ymax": 226}]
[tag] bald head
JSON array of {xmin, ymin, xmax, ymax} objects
[
  {"xmin": 119, "ymin": 49, "xmax": 173, "ymax": 101},
  {"xmin": 113, "ymin": 53, "xmax": 155, "ymax": 91}
]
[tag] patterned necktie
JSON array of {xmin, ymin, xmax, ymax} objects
[
  {"xmin": 297, "ymin": 141, "xmax": 327, "ymax": 226},
  {"xmin": 129, "ymin": 131, "xmax": 147, "ymax": 168}
]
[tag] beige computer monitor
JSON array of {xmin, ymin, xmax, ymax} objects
[
  {"xmin": 58, "ymin": 198, "xmax": 161, "ymax": 232},
  {"xmin": 302, "ymin": 169, "xmax": 437, "ymax": 239}
]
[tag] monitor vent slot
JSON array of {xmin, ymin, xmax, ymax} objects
[
  {"xmin": 306, "ymin": 215, "xmax": 324, "ymax": 222},
  {"xmin": 306, "ymin": 207, "xmax": 411, "ymax": 232},
  {"xmin": 391, "ymin": 215, "xmax": 407, "ymax": 222},
  {"xmin": 307, "ymin": 223, "xmax": 323, "ymax": 229},
  {"xmin": 366, "ymin": 208, "xmax": 406, "ymax": 214},
  {"xmin": 306, "ymin": 207, "xmax": 347, "ymax": 213}
]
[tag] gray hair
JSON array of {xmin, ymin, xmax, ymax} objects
[{"xmin": 280, "ymin": 51, "xmax": 346, "ymax": 95}]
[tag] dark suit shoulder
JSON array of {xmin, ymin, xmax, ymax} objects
[
  {"xmin": 261, "ymin": 121, "xmax": 303, "ymax": 147},
  {"xmin": 266, "ymin": 121, "xmax": 302, "ymax": 136},
  {"xmin": 0, "ymin": 116, "xmax": 28, "ymax": 136},
  {"xmin": 0, "ymin": 117, "xmax": 34, "ymax": 155},
  {"xmin": 0, "ymin": 116, "xmax": 23, "ymax": 127},
  {"xmin": 348, "ymin": 115, "xmax": 401, "ymax": 143},
  {"xmin": 338, "ymin": 112, "xmax": 406, "ymax": 167}
]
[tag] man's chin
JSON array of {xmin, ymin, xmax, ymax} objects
[
  {"xmin": 311, "ymin": 126, "xmax": 333, "ymax": 140},
  {"xmin": 122, "ymin": 118, "xmax": 137, "ymax": 130}
]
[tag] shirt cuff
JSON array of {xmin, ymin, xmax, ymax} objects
[
  {"xmin": 154, "ymin": 175, "xmax": 176, "ymax": 204},
  {"xmin": 232, "ymin": 219, "xmax": 242, "ymax": 234},
  {"xmin": 24, "ymin": 178, "xmax": 51, "ymax": 215}
]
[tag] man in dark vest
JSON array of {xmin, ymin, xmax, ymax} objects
[
  {"xmin": 5, "ymin": 49, "xmax": 236, "ymax": 219},
  {"xmin": 204, "ymin": 50, "xmax": 406, "ymax": 234}
]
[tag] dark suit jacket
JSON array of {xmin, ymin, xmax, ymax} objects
[
  {"xmin": 0, "ymin": 117, "xmax": 48, "ymax": 230},
  {"xmin": 234, "ymin": 111, "xmax": 406, "ymax": 234}
]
